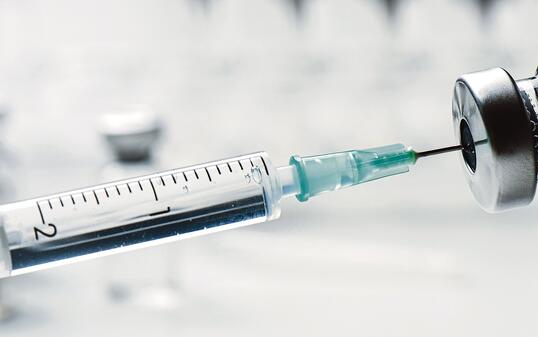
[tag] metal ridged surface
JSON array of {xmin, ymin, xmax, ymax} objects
[{"xmin": 517, "ymin": 78, "xmax": 538, "ymax": 171}]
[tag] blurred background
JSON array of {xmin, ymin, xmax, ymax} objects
[{"xmin": 1, "ymin": 0, "xmax": 538, "ymax": 336}]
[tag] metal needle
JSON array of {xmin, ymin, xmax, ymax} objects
[{"xmin": 415, "ymin": 145, "xmax": 462, "ymax": 159}]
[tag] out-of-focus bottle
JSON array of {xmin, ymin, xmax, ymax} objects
[
  {"xmin": 99, "ymin": 105, "xmax": 182, "ymax": 310},
  {"xmin": 0, "ymin": 95, "xmax": 15, "ymax": 322}
]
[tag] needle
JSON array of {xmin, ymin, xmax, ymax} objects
[{"xmin": 415, "ymin": 145, "xmax": 462, "ymax": 159}]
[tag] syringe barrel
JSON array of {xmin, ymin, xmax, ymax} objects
[{"xmin": 0, "ymin": 152, "xmax": 282, "ymax": 278}]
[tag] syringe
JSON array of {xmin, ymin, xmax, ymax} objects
[{"xmin": 0, "ymin": 143, "xmax": 460, "ymax": 278}]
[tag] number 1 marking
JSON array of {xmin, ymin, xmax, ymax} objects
[{"xmin": 36, "ymin": 202, "xmax": 45, "ymax": 224}]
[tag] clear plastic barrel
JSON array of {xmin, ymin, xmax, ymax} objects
[{"xmin": 0, "ymin": 152, "xmax": 282, "ymax": 277}]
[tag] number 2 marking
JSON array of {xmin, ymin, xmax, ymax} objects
[{"xmin": 34, "ymin": 223, "xmax": 57, "ymax": 241}]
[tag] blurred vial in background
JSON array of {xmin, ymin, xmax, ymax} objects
[
  {"xmin": 477, "ymin": 0, "xmax": 497, "ymax": 22},
  {"xmin": 284, "ymin": 0, "xmax": 307, "ymax": 23},
  {"xmin": 0, "ymin": 95, "xmax": 16, "ymax": 323},
  {"xmin": 99, "ymin": 105, "xmax": 182, "ymax": 310},
  {"xmin": 381, "ymin": 0, "xmax": 401, "ymax": 22},
  {"xmin": 0, "ymin": 96, "xmax": 13, "ymax": 201}
]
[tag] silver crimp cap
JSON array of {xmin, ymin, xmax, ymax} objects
[{"xmin": 452, "ymin": 68, "xmax": 537, "ymax": 212}]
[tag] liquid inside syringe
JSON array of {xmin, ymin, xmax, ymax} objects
[{"xmin": 0, "ymin": 144, "xmax": 460, "ymax": 278}]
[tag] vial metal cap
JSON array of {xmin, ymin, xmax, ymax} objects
[
  {"xmin": 100, "ymin": 105, "xmax": 162, "ymax": 162},
  {"xmin": 452, "ymin": 67, "xmax": 537, "ymax": 212}
]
